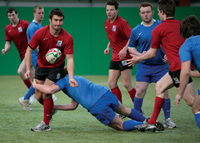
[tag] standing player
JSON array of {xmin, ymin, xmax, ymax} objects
[
  {"xmin": 104, "ymin": 0, "xmax": 136, "ymax": 108},
  {"xmin": 18, "ymin": 5, "xmax": 57, "ymax": 111},
  {"xmin": 2, "ymin": 7, "xmax": 33, "ymax": 88},
  {"xmin": 32, "ymin": 70, "xmax": 162, "ymax": 132},
  {"xmin": 176, "ymin": 15, "xmax": 200, "ymax": 129},
  {"xmin": 25, "ymin": 8, "xmax": 78, "ymax": 131},
  {"xmin": 126, "ymin": 0, "xmax": 195, "ymax": 130},
  {"xmin": 128, "ymin": 2, "xmax": 176, "ymax": 128}
]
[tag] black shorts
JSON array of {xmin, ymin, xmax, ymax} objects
[
  {"xmin": 35, "ymin": 62, "xmax": 64, "ymax": 83},
  {"xmin": 169, "ymin": 69, "xmax": 193, "ymax": 88},
  {"xmin": 109, "ymin": 60, "xmax": 132, "ymax": 71}
]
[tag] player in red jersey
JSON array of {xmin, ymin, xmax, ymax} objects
[
  {"xmin": 2, "ymin": 7, "xmax": 33, "ymax": 88},
  {"xmin": 126, "ymin": 0, "xmax": 195, "ymax": 130},
  {"xmin": 24, "ymin": 8, "xmax": 78, "ymax": 131},
  {"xmin": 104, "ymin": 0, "xmax": 136, "ymax": 111}
]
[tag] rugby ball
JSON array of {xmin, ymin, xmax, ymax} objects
[{"xmin": 46, "ymin": 48, "xmax": 62, "ymax": 64}]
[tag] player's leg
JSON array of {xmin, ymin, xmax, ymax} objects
[
  {"xmin": 108, "ymin": 69, "xmax": 122, "ymax": 102},
  {"xmin": 134, "ymin": 81, "xmax": 149, "ymax": 112},
  {"xmin": 121, "ymin": 69, "xmax": 136, "ymax": 103},
  {"xmin": 18, "ymin": 58, "xmax": 32, "ymax": 88},
  {"xmin": 193, "ymin": 90, "xmax": 200, "ymax": 129},
  {"xmin": 181, "ymin": 82, "xmax": 195, "ymax": 107},
  {"xmin": 148, "ymin": 72, "xmax": 174, "ymax": 124}
]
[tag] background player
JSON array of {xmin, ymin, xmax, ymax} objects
[
  {"xmin": 24, "ymin": 8, "xmax": 78, "ymax": 131},
  {"xmin": 104, "ymin": 0, "xmax": 136, "ymax": 110},
  {"xmin": 128, "ymin": 2, "xmax": 176, "ymax": 128},
  {"xmin": 2, "ymin": 7, "xmax": 33, "ymax": 89},
  {"xmin": 126, "ymin": 0, "xmax": 195, "ymax": 130},
  {"xmin": 176, "ymin": 15, "xmax": 200, "ymax": 129}
]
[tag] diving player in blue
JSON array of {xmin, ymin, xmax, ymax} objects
[
  {"xmin": 128, "ymin": 2, "xmax": 176, "ymax": 128},
  {"xmin": 32, "ymin": 72, "xmax": 164, "ymax": 132},
  {"xmin": 19, "ymin": 5, "xmax": 45, "ymax": 111},
  {"xmin": 176, "ymin": 15, "xmax": 200, "ymax": 129}
]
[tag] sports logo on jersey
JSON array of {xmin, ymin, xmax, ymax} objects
[
  {"xmin": 112, "ymin": 25, "xmax": 116, "ymax": 31},
  {"xmin": 18, "ymin": 27, "xmax": 22, "ymax": 32},
  {"xmin": 56, "ymin": 40, "xmax": 62, "ymax": 47}
]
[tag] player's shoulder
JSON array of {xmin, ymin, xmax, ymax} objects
[
  {"xmin": 61, "ymin": 29, "xmax": 73, "ymax": 40},
  {"xmin": 5, "ymin": 23, "xmax": 12, "ymax": 30},
  {"xmin": 117, "ymin": 16, "xmax": 128, "ymax": 24},
  {"xmin": 19, "ymin": 20, "xmax": 30, "ymax": 25}
]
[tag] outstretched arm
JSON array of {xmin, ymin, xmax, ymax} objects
[
  {"xmin": 54, "ymin": 99, "xmax": 79, "ymax": 111},
  {"xmin": 2, "ymin": 41, "xmax": 11, "ymax": 55},
  {"xmin": 32, "ymin": 79, "xmax": 60, "ymax": 94}
]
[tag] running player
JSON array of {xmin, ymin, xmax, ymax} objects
[
  {"xmin": 24, "ymin": 8, "xmax": 78, "ymax": 131},
  {"xmin": 2, "ymin": 7, "xmax": 33, "ymax": 88},
  {"xmin": 128, "ymin": 2, "xmax": 176, "ymax": 128},
  {"xmin": 126, "ymin": 0, "xmax": 195, "ymax": 130},
  {"xmin": 104, "ymin": 0, "xmax": 136, "ymax": 108}
]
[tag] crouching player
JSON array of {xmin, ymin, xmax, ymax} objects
[{"xmin": 32, "ymin": 69, "xmax": 164, "ymax": 132}]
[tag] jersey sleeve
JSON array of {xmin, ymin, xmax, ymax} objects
[
  {"xmin": 5, "ymin": 26, "xmax": 11, "ymax": 41},
  {"xmin": 54, "ymin": 78, "xmax": 67, "ymax": 90},
  {"xmin": 128, "ymin": 29, "xmax": 137, "ymax": 48},
  {"xmin": 179, "ymin": 41, "xmax": 192, "ymax": 63},
  {"xmin": 28, "ymin": 29, "xmax": 41, "ymax": 50},
  {"xmin": 64, "ymin": 37, "xmax": 73, "ymax": 55},
  {"xmin": 120, "ymin": 20, "xmax": 132, "ymax": 39},
  {"xmin": 151, "ymin": 27, "xmax": 161, "ymax": 49}
]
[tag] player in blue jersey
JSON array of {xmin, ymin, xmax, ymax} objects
[
  {"xmin": 176, "ymin": 15, "xmax": 200, "ymax": 129},
  {"xmin": 32, "ymin": 69, "xmax": 165, "ymax": 132},
  {"xmin": 18, "ymin": 5, "xmax": 55, "ymax": 111},
  {"xmin": 128, "ymin": 2, "xmax": 176, "ymax": 128}
]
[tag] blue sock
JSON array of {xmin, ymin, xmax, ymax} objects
[
  {"xmin": 134, "ymin": 97, "xmax": 143, "ymax": 112},
  {"xmin": 195, "ymin": 112, "xmax": 200, "ymax": 129},
  {"xmin": 122, "ymin": 120, "xmax": 143, "ymax": 131},
  {"xmin": 162, "ymin": 98, "xmax": 170, "ymax": 120},
  {"xmin": 128, "ymin": 108, "xmax": 146, "ymax": 122},
  {"xmin": 24, "ymin": 85, "xmax": 35, "ymax": 100}
]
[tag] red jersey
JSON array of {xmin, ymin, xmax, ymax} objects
[
  {"xmin": 151, "ymin": 19, "xmax": 185, "ymax": 72},
  {"xmin": 29, "ymin": 25, "xmax": 73, "ymax": 69},
  {"xmin": 5, "ymin": 20, "xmax": 29, "ymax": 60},
  {"xmin": 105, "ymin": 16, "xmax": 132, "ymax": 61}
]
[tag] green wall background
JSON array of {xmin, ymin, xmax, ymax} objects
[{"xmin": 0, "ymin": 6, "xmax": 199, "ymax": 75}]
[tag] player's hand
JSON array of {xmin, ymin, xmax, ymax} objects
[
  {"xmin": 104, "ymin": 48, "xmax": 110, "ymax": 55},
  {"xmin": 69, "ymin": 78, "xmax": 78, "ymax": 87},
  {"xmin": 175, "ymin": 94, "xmax": 182, "ymax": 106},
  {"xmin": 32, "ymin": 79, "xmax": 36, "ymax": 88},
  {"xmin": 24, "ymin": 70, "xmax": 31, "ymax": 79},
  {"xmin": 126, "ymin": 54, "xmax": 140, "ymax": 67},
  {"xmin": 118, "ymin": 48, "xmax": 127, "ymax": 59},
  {"xmin": 1, "ymin": 49, "xmax": 6, "ymax": 55},
  {"xmin": 163, "ymin": 55, "xmax": 168, "ymax": 63}
]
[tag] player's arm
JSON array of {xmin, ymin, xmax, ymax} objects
[
  {"xmin": 190, "ymin": 70, "xmax": 200, "ymax": 77},
  {"xmin": 2, "ymin": 41, "xmax": 11, "ymax": 55},
  {"xmin": 24, "ymin": 46, "xmax": 34, "ymax": 79},
  {"xmin": 66, "ymin": 54, "xmax": 78, "ymax": 87},
  {"xmin": 32, "ymin": 79, "xmax": 60, "ymax": 94},
  {"xmin": 128, "ymin": 47, "xmax": 142, "ymax": 56},
  {"xmin": 104, "ymin": 42, "xmax": 111, "ymax": 55},
  {"xmin": 54, "ymin": 99, "xmax": 79, "ymax": 111},
  {"xmin": 175, "ymin": 60, "xmax": 191, "ymax": 106},
  {"xmin": 126, "ymin": 47, "xmax": 158, "ymax": 66},
  {"xmin": 118, "ymin": 39, "xmax": 129, "ymax": 59}
]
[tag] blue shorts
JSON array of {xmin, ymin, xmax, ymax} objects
[
  {"xmin": 136, "ymin": 63, "xmax": 169, "ymax": 83},
  {"xmin": 89, "ymin": 91, "xmax": 120, "ymax": 125},
  {"xmin": 31, "ymin": 50, "xmax": 38, "ymax": 69}
]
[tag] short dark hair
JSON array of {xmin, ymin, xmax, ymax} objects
[
  {"xmin": 180, "ymin": 15, "xmax": 200, "ymax": 39},
  {"xmin": 158, "ymin": 0, "xmax": 176, "ymax": 17},
  {"xmin": 6, "ymin": 7, "xmax": 18, "ymax": 15},
  {"xmin": 106, "ymin": 0, "xmax": 119, "ymax": 10},
  {"xmin": 34, "ymin": 5, "xmax": 43, "ymax": 13},
  {"xmin": 139, "ymin": 2, "xmax": 153, "ymax": 12},
  {"xmin": 49, "ymin": 8, "xmax": 64, "ymax": 19}
]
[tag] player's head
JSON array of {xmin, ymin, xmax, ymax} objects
[
  {"xmin": 6, "ymin": 7, "xmax": 18, "ymax": 24},
  {"xmin": 49, "ymin": 8, "xmax": 64, "ymax": 31},
  {"xmin": 33, "ymin": 5, "xmax": 44, "ymax": 23},
  {"xmin": 157, "ymin": 0, "xmax": 176, "ymax": 21},
  {"xmin": 139, "ymin": 2, "xmax": 154, "ymax": 24},
  {"xmin": 106, "ymin": 0, "xmax": 119, "ymax": 20},
  {"xmin": 180, "ymin": 15, "xmax": 200, "ymax": 39}
]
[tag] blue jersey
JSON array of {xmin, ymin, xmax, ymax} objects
[
  {"xmin": 26, "ymin": 21, "xmax": 43, "ymax": 68},
  {"xmin": 179, "ymin": 35, "xmax": 200, "ymax": 72},
  {"xmin": 128, "ymin": 20, "xmax": 166, "ymax": 65},
  {"xmin": 55, "ymin": 75, "xmax": 109, "ymax": 110}
]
